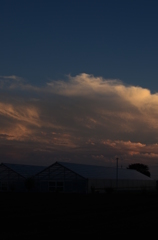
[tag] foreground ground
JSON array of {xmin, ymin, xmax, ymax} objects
[{"xmin": 0, "ymin": 191, "xmax": 158, "ymax": 239}]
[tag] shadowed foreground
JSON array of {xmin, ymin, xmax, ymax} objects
[{"xmin": 0, "ymin": 192, "xmax": 158, "ymax": 238}]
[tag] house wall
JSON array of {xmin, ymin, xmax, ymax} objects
[
  {"xmin": 34, "ymin": 163, "xmax": 87, "ymax": 193},
  {"xmin": 0, "ymin": 164, "xmax": 26, "ymax": 192}
]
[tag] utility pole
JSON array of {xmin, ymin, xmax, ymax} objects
[{"xmin": 116, "ymin": 157, "xmax": 119, "ymax": 190}]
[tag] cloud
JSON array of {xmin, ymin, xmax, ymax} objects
[
  {"xmin": 47, "ymin": 73, "xmax": 158, "ymax": 142},
  {"xmin": 47, "ymin": 73, "xmax": 122, "ymax": 96},
  {"xmin": 0, "ymin": 75, "xmax": 41, "ymax": 91},
  {"xmin": 1, "ymin": 73, "xmax": 158, "ymax": 172}
]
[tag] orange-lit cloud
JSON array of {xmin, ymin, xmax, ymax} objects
[{"xmin": 1, "ymin": 73, "xmax": 158, "ymax": 176}]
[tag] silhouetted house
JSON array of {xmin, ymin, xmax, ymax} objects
[
  {"xmin": 0, "ymin": 162, "xmax": 156, "ymax": 192},
  {"xmin": 34, "ymin": 161, "xmax": 87, "ymax": 193},
  {"xmin": 0, "ymin": 163, "xmax": 45, "ymax": 192},
  {"xmin": 34, "ymin": 161, "xmax": 156, "ymax": 193}
]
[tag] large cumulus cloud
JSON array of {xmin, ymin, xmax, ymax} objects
[{"xmin": 1, "ymin": 73, "xmax": 158, "ymax": 177}]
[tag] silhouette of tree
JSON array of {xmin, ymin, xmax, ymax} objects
[{"xmin": 127, "ymin": 163, "xmax": 151, "ymax": 177}]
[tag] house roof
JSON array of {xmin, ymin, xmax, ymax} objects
[
  {"xmin": 1, "ymin": 163, "xmax": 46, "ymax": 178},
  {"xmin": 1, "ymin": 161, "xmax": 154, "ymax": 181},
  {"xmin": 57, "ymin": 161, "xmax": 153, "ymax": 180}
]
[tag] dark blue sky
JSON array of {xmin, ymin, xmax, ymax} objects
[{"xmin": 1, "ymin": 0, "xmax": 158, "ymax": 91}]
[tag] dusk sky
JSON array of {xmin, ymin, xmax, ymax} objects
[{"xmin": 1, "ymin": 0, "xmax": 158, "ymax": 178}]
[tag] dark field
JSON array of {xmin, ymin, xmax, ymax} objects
[{"xmin": 0, "ymin": 192, "xmax": 158, "ymax": 239}]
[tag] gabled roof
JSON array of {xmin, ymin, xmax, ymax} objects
[
  {"xmin": 1, "ymin": 163, "xmax": 46, "ymax": 178},
  {"xmin": 57, "ymin": 161, "xmax": 153, "ymax": 180}
]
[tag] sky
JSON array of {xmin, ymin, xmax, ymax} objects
[{"xmin": 1, "ymin": 0, "xmax": 158, "ymax": 178}]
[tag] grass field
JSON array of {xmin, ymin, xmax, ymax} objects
[{"xmin": 0, "ymin": 192, "xmax": 158, "ymax": 238}]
